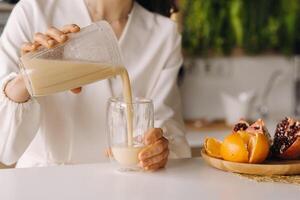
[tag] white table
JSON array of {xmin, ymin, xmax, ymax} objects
[{"xmin": 0, "ymin": 158, "xmax": 299, "ymax": 200}]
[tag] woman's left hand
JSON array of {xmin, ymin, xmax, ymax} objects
[
  {"xmin": 138, "ymin": 128, "xmax": 169, "ymax": 171},
  {"xmin": 21, "ymin": 24, "xmax": 82, "ymax": 94}
]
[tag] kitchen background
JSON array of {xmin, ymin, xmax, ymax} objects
[
  {"xmin": 178, "ymin": 0, "xmax": 300, "ymax": 156},
  {"xmin": 0, "ymin": 0, "xmax": 299, "ymax": 165},
  {"xmin": 180, "ymin": 0, "xmax": 299, "ymax": 121}
]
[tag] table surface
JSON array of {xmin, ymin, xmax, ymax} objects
[{"xmin": 0, "ymin": 158, "xmax": 299, "ymax": 200}]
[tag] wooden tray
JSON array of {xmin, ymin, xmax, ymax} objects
[{"xmin": 201, "ymin": 149, "xmax": 300, "ymax": 175}]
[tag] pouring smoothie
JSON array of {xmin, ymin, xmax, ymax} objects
[
  {"xmin": 19, "ymin": 22, "xmax": 143, "ymax": 167},
  {"xmin": 21, "ymin": 58, "xmax": 138, "ymax": 165}
]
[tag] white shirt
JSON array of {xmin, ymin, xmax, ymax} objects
[{"xmin": 0, "ymin": 0, "xmax": 191, "ymax": 168}]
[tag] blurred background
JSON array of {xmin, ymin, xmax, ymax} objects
[
  {"xmin": 181, "ymin": 0, "xmax": 300, "ymax": 56},
  {"xmin": 0, "ymin": 0, "xmax": 299, "ymax": 160},
  {"xmin": 175, "ymin": 0, "xmax": 300, "ymax": 156}
]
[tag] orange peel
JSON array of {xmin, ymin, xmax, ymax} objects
[{"xmin": 204, "ymin": 137, "xmax": 222, "ymax": 159}]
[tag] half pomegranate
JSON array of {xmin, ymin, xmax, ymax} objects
[{"xmin": 271, "ymin": 117, "xmax": 300, "ymax": 159}]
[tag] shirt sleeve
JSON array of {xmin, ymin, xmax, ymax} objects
[
  {"xmin": 0, "ymin": 1, "xmax": 41, "ymax": 165},
  {"xmin": 149, "ymin": 23, "xmax": 191, "ymax": 159}
]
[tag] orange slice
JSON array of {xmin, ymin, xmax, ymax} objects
[
  {"xmin": 220, "ymin": 133, "xmax": 249, "ymax": 163},
  {"xmin": 204, "ymin": 138, "xmax": 222, "ymax": 159},
  {"xmin": 248, "ymin": 132, "xmax": 270, "ymax": 164},
  {"xmin": 237, "ymin": 131, "xmax": 253, "ymax": 144}
]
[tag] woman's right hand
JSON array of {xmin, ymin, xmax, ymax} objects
[{"xmin": 4, "ymin": 24, "xmax": 81, "ymax": 103}]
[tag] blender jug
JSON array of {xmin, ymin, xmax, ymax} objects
[{"xmin": 19, "ymin": 21, "xmax": 123, "ymax": 97}]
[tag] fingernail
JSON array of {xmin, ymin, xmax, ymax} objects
[
  {"xmin": 71, "ymin": 26, "xmax": 80, "ymax": 32},
  {"xmin": 142, "ymin": 161, "xmax": 148, "ymax": 167},
  {"xmin": 31, "ymin": 45, "xmax": 36, "ymax": 50},
  {"xmin": 60, "ymin": 35, "xmax": 68, "ymax": 41},
  {"xmin": 138, "ymin": 161, "xmax": 143, "ymax": 167},
  {"xmin": 47, "ymin": 40, "xmax": 55, "ymax": 47},
  {"xmin": 140, "ymin": 160, "xmax": 146, "ymax": 166},
  {"xmin": 143, "ymin": 153, "xmax": 148, "ymax": 158}
]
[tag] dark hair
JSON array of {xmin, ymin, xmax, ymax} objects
[{"xmin": 136, "ymin": 0, "xmax": 178, "ymax": 17}]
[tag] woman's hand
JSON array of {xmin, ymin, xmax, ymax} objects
[
  {"xmin": 4, "ymin": 74, "xmax": 31, "ymax": 103},
  {"xmin": 4, "ymin": 24, "xmax": 81, "ymax": 103},
  {"xmin": 139, "ymin": 128, "xmax": 169, "ymax": 171},
  {"xmin": 21, "ymin": 24, "xmax": 80, "ymax": 54},
  {"xmin": 22, "ymin": 24, "xmax": 82, "ymax": 94}
]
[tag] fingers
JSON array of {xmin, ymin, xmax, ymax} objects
[
  {"xmin": 105, "ymin": 148, "xmax": 113, "ymax": 158},
  {"xmin": 62, "ymin": 24, "xmax": 80, "ymax": 34},
  {"xmin": 140, "ymin": 149, "xmax": 169, "ymax": 168},
  {"xmin": 21, "ymin": 24, "xmax": 80, "ymax": 55},
  {"xmin": 139, "ymin": 137, "xmax": 168, "ymax": 160},
  {"xmin": 145, "ymin": 158, "xmax": 168, "ymax": 171},
  {"xmin": 144, "ymin": 128, "xmax": 163, "ymax": 145},
  {"xmin": 71, "ymin": 87, "xmax": 82, "ymax": 94},
  {"xmin": 139, "ymin": 129, "xmax": 169, "ymax": 171},
  {"xmin": 21, "ymin": 42, "xmax": 39, "ymax": 55},
  {"xmin": 46, "ymin": 26, "xmax": 68, "ymax": 43},
  {"xmin": 34, "ymin": 32, "xmax": 56, "ymax": 48}
]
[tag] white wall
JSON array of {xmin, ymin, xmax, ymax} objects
[{"xmin": 180, "ymin": 56, "xmax": 295, "ymax": 121}]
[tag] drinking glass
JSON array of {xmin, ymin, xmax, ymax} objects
[{"xmin": 107, "ymin": 97, "xmax": 154, "ymax": 171}]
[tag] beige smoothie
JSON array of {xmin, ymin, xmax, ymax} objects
[{"xmin": 111, "ymin": 145, "xmax": 144, "ymax": 166}]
